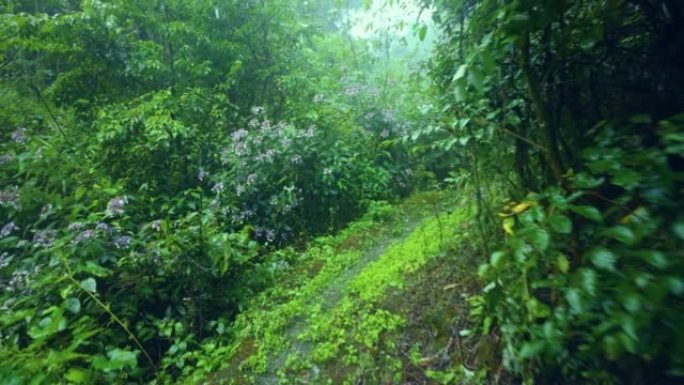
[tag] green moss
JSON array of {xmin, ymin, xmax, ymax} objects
[
  {"xmin": 292, "ymin": 209, "xmax": 469, "ymax": 383},
  {"xmin": 193, "ymin": 191, "xmax": 465, "ymax": 385}
]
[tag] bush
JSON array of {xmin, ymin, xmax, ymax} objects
[{"xmin": 473, "ymin": 115, "xmax": 684, "ymax": 384}]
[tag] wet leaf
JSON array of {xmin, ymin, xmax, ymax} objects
[
  {"xmin": 603, "ymin": 226, "xmax": 636, "ymax": 245},
  {"xmin": 549, "ymin": 215, "xmax": 572, "ymax": 234},
  {"xmin": 589, "ymin": 248, "xmax": 616, "ymax": 271},
  {"xmin": 570, "ymin": 205, "xmax": 602, "ymax": 222},
  {"xmin": 65, "ymin": 298, "xmax": 81, "ymax": 314},
  {"xmin": 80, "ymin": 278, "xmax": 97, "ymax": 293}
]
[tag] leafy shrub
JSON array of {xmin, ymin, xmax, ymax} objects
[
  {"xmin": 210, "ymin": 107, "xmax": 396, "ymax": 241},
  {"xmin": 0, "ymin": 1, "xmax": 422, "ymax": 383},
  {"xmin": 474, "ymin": 115, "xmax": 684, "ymax": 384}
]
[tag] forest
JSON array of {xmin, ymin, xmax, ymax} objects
[{"xmin": 0, "ymin": 0, "xmax": 683, "ymax": 384}]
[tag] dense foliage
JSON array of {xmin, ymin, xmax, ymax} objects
[
  {"xmin": 422, "ymin": 0, "xmax": 684, "ymax": 383},
  {"xmin": 1, "ymin": 0, "xmax": 683, "ymax": 384},
  {"xmin": 0, "ymin": 1, "xmax": 422, "ymax": 383}
]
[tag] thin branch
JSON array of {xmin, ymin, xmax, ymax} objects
[
  {"xmin": 30, "ymin": 84, "xmax": 74, "ymax": 147},
  {"xmin": 415, "ymin": 5, "xmax": 427, "ymax": 25},
  {"xmin": 62, "ymin": 262, "xmax": 156, "ymax": 368},
  {"xmin": 468, "ymin": 116, "xmax": 548, "ymax": 151},
  {"xmin": 497, "ymin": 125, "xmax": 548, "ymax": 152}
]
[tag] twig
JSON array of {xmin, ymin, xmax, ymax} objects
[
  {"xmin": 496, "ymin": 125, "xmax": 547, "ymax": 152},
  {"xmin": 30, "ymin": 84, "xmax": 74, "ymax": 147},
  {"xmin": 432, "ymin": 201, "xmax": 444, "ymax": 247},
  {"xmin": 418, "ymin": 336, "xmax": 456, "ymax": 367},
  {"xmin": 62, "ymin": 261, "xmax": 156, "ymax": 368}
]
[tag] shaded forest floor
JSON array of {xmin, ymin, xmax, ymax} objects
[{"xmin": 199, "ymin": 191, "xmax": 501, "ymax": 384}]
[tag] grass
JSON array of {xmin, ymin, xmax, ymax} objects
[{"xmin": 177, "ymin": 190, "xmax": 476, "ymax": 385}]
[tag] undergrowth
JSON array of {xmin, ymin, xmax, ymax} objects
[
  {"xmin": 177, "ymin": 190, "xmax": 464, "ymax": 385},
  {"xmin": 163, "ymin": 191, "xmax": 451, "ymax": 384}
]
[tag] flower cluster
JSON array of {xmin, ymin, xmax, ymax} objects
[
  {"xmin": 340, "ymin": 79, "xmax": 381, "ymax": 99},
  {"xmin": 0, "ymin": 222, "xmax": 18, "ymax": 237},
  {"xmin": 40, "ymin": 204, "xmax": 53, "ymax": 217},
  {"xmin": 107, "ymin": 196, "xmax": 127, "ymax": 216},
  {"xmin": 0, "ymin": 252, "xmax": 10, "ymax": 269},
  {"xmin": 381, "ymin": 108, "xmax": 395, "ymax": 122},
  {"xmin": 250, "ymin": 106, "xmax": 265, "ymax": 115},
  {"xmin": 231, "ymin": 128, "xmax": 248, "ymax": 142},
  {"xmin": 0, "ymin": 186, "xmax": 20, "ymax": 208},
  {"xmin": 68, "ymin": 222, "xmax": 83, "ymax": 232},
  {"xmin": 211, "ymin": 182, "xmax": 225, "ymax": 194},
  {"xmin": 113, "ymin": 235, "xmax": 133, "ymax": 249},
  {"xmin": 344, "ymin": 86, "xmax": 361, "ymax": 96},
  {"xmin": 197, "ymin": 168, "xmax": 209, "ymax": 182},
  {"xmin": 5, "ymin": 269, "xmax": 29, "ymax": 292},
  {"xmin": 74, "ymin": 229, "xmax": 95, "ymax": 243},
  {"xmin": 151, "ymin": 220, "xmax": 162, "ymax": 231},
  {"xmin": 96, "ymin": 222, "xmax": 114, "ymax": 235},
  {"xmin": 32, "ymin": 229, "xmax": 57, "ymax": 247},
  {"xmin": 209, "ymin": 105, "xmax": 397, "ymax": 244},
  {"xmin": 254, "ymin": 226, "xmax": 277, "ymax": 243},
  {"xmin": 11, "ymin": 127, "xmax": 27, "ymax": 144}
]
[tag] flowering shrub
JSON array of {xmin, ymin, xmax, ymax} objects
[
  {"xmin": 0, "ymin": 1, "xmax": 429, "ymax": 383},
  {"xmin": 210, "ymin": 107, "xmax": 396, "ymax": 241}
]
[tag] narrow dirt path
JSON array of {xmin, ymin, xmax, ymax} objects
[{"xmin": 256, "ymin": 215, "xmax": 425, "ymax": 384}]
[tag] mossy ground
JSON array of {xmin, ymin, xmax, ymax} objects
[{"xmin": 197, "ymin": 190, "xmax": 496, "ymax": 385}]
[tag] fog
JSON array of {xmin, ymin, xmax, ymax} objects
[{"xmin": 344, "ymin": 0, "xmax": 438, "ymax": 65}]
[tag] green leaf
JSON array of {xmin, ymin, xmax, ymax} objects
[
  {"xmin": 65, "ymin": 298, "xmax": 81, "ymax": 314},
  {"xmin": 619, "ymin": 332, "xmax": 637, "ymax": 354},
  {"xmin": 107, "ymin": 348, "xmax": 138, "ymax": 370},
  {"xmin": 580, "ymin": 268, "xmax": 597, "ymax": 295},
  {"xmin": 418, "ymin": 25, "xmax": 427, "ymax": 41},
  {"xmin": 92, "ymin": 355, "xmax": 112, "ymax": 371},
  {"xmin": 490, "ymin": 251, "xmax": 505, "ymax": 267},
  {"xmin": 603, "ymin": 226, "xmax": 636, "ymax": 245},
  {"xmin": 454, "ymin": 83, "xmax": 467, "ymax": 102},
  {"xmin": 603, "ymin": 335, "xmax": 621, "ymax": 360},
  {"xmin": 83, "ymin": 262, "xmax": 111, "ymax": 277},
  {"xmin": 556, "ymin": 254, "xmax": 570, "ymax": 273},
  {"xmin": 527, "ymin": 298, "xmax": 551, "ymax": 318},
  {"xmin": 453, "ymin": 64, "xmax": 467, "ymax": 81},
  {"xmin": 529, "ymin": 228, "xmax": 550, "ymax": 251},
  {"xmin": 565, "ymin": 288, "xmax": 583, "ymax": 314},
  {"xmin": 569, "ymin": 205, "xmax": 602, "ymax": 222},
  {"xmin": 622, "ymin": 293, "xmax": 641, "ymax": 313},
  {"xmin": 28, "ymin": 311, "xmax": 67, "ymax": 339},
  {"xmin": 468, "ymin": 68, "xmax": 484, "ymax": 92},
  {"xmin": 668, "ymin": 277, "xmax": 684, "ymax": 295},
  {"xmin": 589, "ymin": 248, "xmax": 616, "ymax": 271},
  {"xmin": 612, "ymin": 168, "xmax": 641, "ymax": 188},
  {"xmin": 80, "ymin": 278, "xmax": 97, "ymax": 293},
  {"xmin": 574, "ymin": 173, "xmax": 604, "ymax": 189},
  {"xmin": 673, "ymin": 221, "xmax": 684, "ymax": 240},
  {"xmin": 65, "ymin": 368, "xmax": 89, "ymax": 384},
  {"xmin": 520, "ymin": 340, "xmax": 545, "ymax": 358},
  {"xmin": 549, "ymin": 215, "xmax": 572, "ymax": 234},
  {"xmin": 482, "ymin": 316, "xmax": 493, "ymax": 334},
  {"xmin": 642, "ymin": 250, "xmax": 668, "ymax": 269}
]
